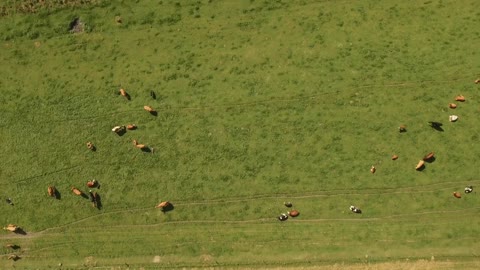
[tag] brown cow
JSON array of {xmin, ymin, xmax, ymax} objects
[
  {"xmin": 399, "ymin": 125, "xmax": 407, "ymax": 133},
  {"xmin": 71, "ymin": 187, "xmax": 84, "ymax": 196},
  {"xmin": 144, "ymin": 105, "xmax": 155, "ymax": 112},
  {"xmin": 474, "ymin": 79, "xmax": 480, "ymax": 84},
  {"xmin": 47, "ymin": 186, "xmax": 57, "ymax": 198},
  {"xmin": 8, "ymin": 254, "xmax": 19, "ymax": 261},
  {"xmin": 155, "ymin": 201, "xmax": 173, "ymax": 212},
  {"xmin": 453, "ymin": 192, "xmax": 461, "ymax": 198},
  {"xmin": 392, "ymin": 155, "xmax": 399, "ymax": 160},
  {"xmin": 127, "ymin": 124, "xmax": 137, "ymax": 130},
  {"xmin": 288, "ymin": 210, "xmax": 300, "ymax": 217},
  {"xmin": 370, "ymin": 166, "xmax": 376, "ymax": 174},
  {"xmin": 455, "ymin": 95, "xmax": 465, "ymax": 102},
  {"xmin": 423, "ymin": 152, "xmax": 434, "ymax": 161},
  {"xmin": 416, "ymin": 160, "xmax": 425, "ymax": 170},
  {"xmin": 133, "ymin": 139, "xmax": 147, "ymax": 149},
  {"xmin": 449, "ymin": 103, "xmax": 457, "ymax": 109}
]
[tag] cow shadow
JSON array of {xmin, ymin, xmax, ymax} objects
[
  {"xmin": 125, "ymin": 93, "xmax": 131, "ymax": 100},
  {"xmin": 149, "ymin": 111, "xmax": 158, "ymax": 117},
  {"xmin": 90, "ymin": 145, "xmax": 97, "ymax": 152},
  {"xmin": 14, "ymin": 228, "xmax": 27, "ymax": 235},
  {"xmin": 416, "ymin": 165, "xmax": 426, "ymax": 171},
  {"xmin": 161, "ymin": 204, "xmax": 174, "ymax": 213},
  {"xmin": 425, "ymin": 156, "xmax": 436, "ymax": 163},
  {"xmin": 54, "ymin": 189, "xmax": 61, "ymax": 200},
  {"xmin": 80, "ymin": 193, "xmax": 89, "ymax": 199},
  {"xmin": 428, "ymin": 122, "xmax": 444, "ymax": 132},
  {"xmin": 141, "ymin": 147, "xmax": 152, "ymax": 153},
  {"xmin": 115, "ymin": 129, "xmax": 126, "ymax": 136},
  {"xmin": 8, "ymin": 244, "xmax": 20, "ymax": 250},
  {"xmin": 95, "ymin": 193, "xmax": 102, "ymax": 210},
  {"xmin": 150, "ymin": 91, "xmax": 156, "ymax": 100}
]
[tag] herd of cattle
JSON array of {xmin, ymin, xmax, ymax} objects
[
  {"xmin": 2, "ymin": 88, "xmax": 171, "ymax": 261},
  {"xmin": 278, "ymin": 78, "xmax": 480, "ymax": 221}
]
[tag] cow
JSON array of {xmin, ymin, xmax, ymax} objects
[
  {"xmin": 119, "ymin": 88, "xmax": 130, "ymax": 100},
  {"xmin": 278, "ymin": 213, "xmax": 288, "ymax": 221},
  {"xmin": 284, "ymin": 202, "xmax": 293, "ymax": 207},
  {"xmin": 449, "ymin": 103, "xmax": 457, "ymax": 109},
  {"xmin": 423, "ymin": 152, "xmax": 434, "ymax": 161},
  {"xmin": 399, "ymin": 125, "xmax": 407, "ymax": 133},
  {"xmin": 288, "ymin": 210, "xmax": 299, "ymax": 217},
  {"xmin": 465, "ymin": 186, "xmax": 473, "ymax": 194},
  {"xmin": 3, "ymin": 224, "xmax": 19, "ymax": 232},
  {"xmin": 449, "ymin": 115, "xmax": 458, "ymax": 122},
  {"xmin": 133, "ymin": 139, "xmax": 147, "ymax": 149},
  {"xmin": 391, "ymin": 155, "xmax": 399, "ymax": 160},
  {"xmin": 350, "ymin": 205, "xmax": 362, "ymax": 214},
  {"xmin": 48, "ymin": 186, "xmax": 58, "ymax": 199},
  {"xmin": 5, "ymin": 244, "xmax": 20, "ymax": 250},
  {"xmin": 71, "ymin": 187, "xmax": 84, "ymax": 196},
  {"xmin": 87, "ymin": 179, "xmax": 98, "ymax": 188},
  {"xmin": 370, "ymin": 166, "xmax": 376, "ymax": 174},
  {"xmin": 416, "ymin": 160, "xmax": 425, "ymax": 170},
  {"xmin": 86, "ymin": 142, "xmax": 95, "ymax": 151},
  {"xmin": 453, "ymin": 192, "xmax": 462, "ymax": 198},
  {"xmin": 112, "ymin": 126, "xmax": 126, "ymax": 134},
  {"xmin": 127, "ymin": 124, "xmax": 137, "ymax": 130},
  {"xmin": 8, "ymin": 254, "xmax": 19, "ymax": 261},
  {"xmin": 475, "ymin": 79, "xmax": 480, "ymax": 84},
  {"xmin": 144, "ymin": 105, "xmax": 155, "ymax": 112},
  {"xmin": 156, "ymin": 201, "xmax": 173, "ymax": 212},
  {"xmin": 455, "ymin": 95, "xmax": 465, "ymax": 102}
]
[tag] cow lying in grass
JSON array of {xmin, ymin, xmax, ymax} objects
[{"xmin": 350, "ymin": 205, "xmax": 362, "ymax": 214}]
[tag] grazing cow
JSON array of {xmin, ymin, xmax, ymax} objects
[
  {"xmin": 86, "ymin": 142, "xmax": 95, "ymax": 151},
  {"xmin": 3, "ymin": 224, "xmax": 19, "ymax": 232},
  {"xmin": 133, "ymin": 139, "xmax": 147, "ymax": 149},
  {"xmin": 453, "ymin": 192, "xmax": 462, "ymax": 198},
  {"xmin": 119, "ymin": 88, "xmax": 131, "ymax": 100},
  {"xmin": 48, "ymin": 186, "xmax": 58, "ymax": 198},
  {"xmin": 370, "ymin": 166, "xmax": 376, "ymax": 174},
  {"xmin": 288, "ymin": 210, "xmax": 299, "ymax": 217},
  {"xmin": 71, "ymin": 187, "xmax": 84, "ymax": 196},
  {"xmin": 155, "ymin": 201, "xmax": 171, "ymax": 209},
  {"xmin": 7, "ymin": 254, "xmax": 19, "ymax": 261},
  {"xmin": 399, "ymin": 125, "xmax": 407, "ymax": 133},
  {"xmin": 144, "ymin": 105, "xmax": 155, "ymax": 112},
  {"xmin": 127, "ymin": 124, "xmax": 137, "ymax": 130},
  {"xmin": 475, "ymin": 79, "xmax": 480, "ymax": 84},
  {"xmin": 278, "ymin": 213, "xmax": 288, "ymax": 221},
  {"xmin": 87, "ymin": 179, "xmax": 98, "ymax": 188},
  {"xmin": 465, "ymin": 186, "xmax": 473, "ymax": 194},
  {"xmin": 449, "ymin": 115, "xmax": 458, "ymax": 122},
  {"xmin": 449, "ymin": 103, "xmax": 457, "ymax": 109},
  {"xmin": 423, "ymin": 152, "xmax": 434, "ymax": 161},
  {"xmin": 284, "ymin": 202, "xmax": 293, "ymax": 207},
  {"xmin": 5, "ymin": 244, "xmax": 20, "ymax": 249},
  {"xmin": 392, "ymin": 155, "xmax": 399, "ymax": 160},
  {"xmin": 455, "ymin": 95, "xmax": 465, "ymax": 102},
  {"xmin": 112, "ymin": 126, "xmax": 126, "ymax": 134},
  {"xmin": 416, "ymin": 160, "xmax": 425, "ymax": 170},
  {"xmin": 349, "ymin": 205, "xmax": 362, "ymax": 214},
  {"xmin": 156, "ymin": 201, "xmax": 173, "ymax": 212},
  {"xmin": 6, "ymin": 198, "xmax": 13, "ymax": 205}
]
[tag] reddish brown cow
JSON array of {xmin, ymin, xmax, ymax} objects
[
  {"xmin": 453, "ymin": 192, "xmax": 461, "ymax": 198},
  {"xmin": 449, "ymin": 103, "xmax": 457, "ymax": 109},
  {"xmin": 127, "ymin": 124, "xmax": 137, "ymax": 130},
  {"xmin": 455, "ymin": 95, "xmax": 465, "ymax": 102},
  {"xmin": 392, "ymin": 155, "xmax": 399, "ymax": 160},
  {"xmin": 423, "ymin": 152, "xmax": 434, "ymax": 161},
  {"xmin": 288, "ymin": 210, "xmax": 300, "ymax": 217}
]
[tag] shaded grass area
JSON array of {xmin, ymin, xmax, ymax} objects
[{"xmin": 1, "ymin": 0, "xmax": 480, "ymax": 268}]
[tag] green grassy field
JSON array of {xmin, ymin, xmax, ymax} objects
[{"xmin": 1, "ymin": 0, "xmax": 480, "ymax": 268}]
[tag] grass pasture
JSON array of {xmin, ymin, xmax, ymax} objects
[{"xmin": 1, "ymin": 0, "xmax": 480, "ymax": 268}]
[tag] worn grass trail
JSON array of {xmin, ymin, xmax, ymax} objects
[{"xmin": 1, "ymin": 0, "xmax": 480, "ymax": 268}]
